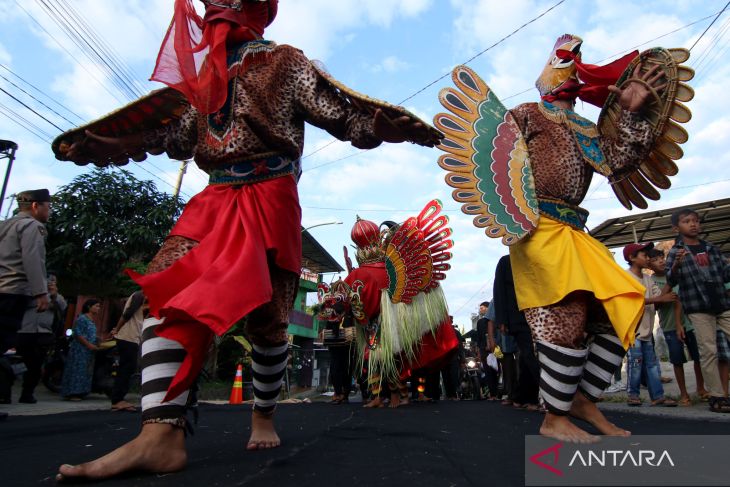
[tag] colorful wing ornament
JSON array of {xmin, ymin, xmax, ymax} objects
[
  {"xmin": 384, "ymin": 199, "xmax": 453, "ymax": 304},
  {"xmin": 434, "ymin": 65, "xmax": 539, "ymax": 245},
  {"xmin": 598, "ymin": 48, "xmax": 694, "ymax": 210}
]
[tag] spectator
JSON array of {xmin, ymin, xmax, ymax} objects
[
  {"xmin": 498, "ymin": 322, "xmax": 517, "ymax": 406},
  {"xmin": 441, "ymin": 316, "xmax": 463, "ymax": 400},
  {"xmin": 109, "ymin": 291, "xmax": 146, "ymax": 412},
  {"xmin": 0, "ymin": 188, "xmax": 51, "ymax": 404},
  {"xmin": 482, "ymin": 302, "xmax": 501, "ymax": 401},
  {"xmin": 624, "ymin": 243, "xmax": 677, "ymax": 407},
  {"xmin": 15, "ymin": 276, "xmax": 67, "ymax": 403},
  {"xmin": 323, "ymin": 309, "xmax": 356, "ymax": 405},
  {"xmin": 61, "ymin": 299, "xmax": 101, "ymax": 400},
  {"xmin": 648, "ymin": 248, "xmax": 706, "ymax": 405},
  {"xmin": 493, "ymin": 255, "xmax": 540, "ymax": 411},
  {"xmin": 666, "ymin": 208, "xmax": 730, "ymax": 413}
]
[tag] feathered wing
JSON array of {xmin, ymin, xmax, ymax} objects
[
  {"xmin": 434, "ymin": 65, "xmax": 539, "ymax": 245},
  {"xmin": 52, "ymin": 88, "xmax": 189, "ymax": 167},
  {"xmin": 310, "ymin": 60, "xmax": 442, "ymax": 147},
  {"xmin": 384, "ymin": 199, "xmax": 453, "ymax": 305},
  {"xmin": 598, "ymin": 48, "xmax": 694, "ymax": 210}
]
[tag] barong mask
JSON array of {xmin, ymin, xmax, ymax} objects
[{"xmin": 316, "ymin": 280, "xmax": 354, "ymax": 324}]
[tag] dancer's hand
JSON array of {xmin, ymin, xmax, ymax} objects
[
  {"xmin": 373, "ymin": 109, "xmax": 442, "ymax": 147},
  {"xmin": 608, "ymin": 63, "xmax": 667, "ymax": 113},
  {"xmin": 65, "ymin": 130, "xmax": 146, "ymax": 164}
]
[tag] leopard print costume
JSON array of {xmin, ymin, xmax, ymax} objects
[
  {"xmin": 524, "ymin": 291, "xmax": 615, "ymax": 349},
  {"xmin": 509, "ymin": 103, "xmax": 652, "ymax": 207},
  {"xmin": 144, "ymin": 44, "xmax": 381, "ymax": 172},
  {"xmin": 510, "ymin": 103, "xmax": 651, "ymax": 346},
  {"xmin": 504, "ymin": 102, "xmax": 653, "ymax": 415}
]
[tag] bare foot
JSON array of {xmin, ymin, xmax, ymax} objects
[
  {"xmin": 539, "ymin": 413, "xmax": 600, "ymax": 444},
  {"xmin": 56, "ymin": 423, "xmax": 186, "ymax": 482},
  {"xmin": 570, "ymin": 391, "xmax": 630, "ymax": 437},
  {"xmin": 389, "ymin": 392, "xmax": 402, "ymax": 408},
  {"xmin": 111, "ymin": 400, "xmax": 137, "ymax": 411},
  {"xmin": 246, "ymin": 410, "xmax": 280, "ymax": 450},
  {"xmin": 363, "ymin": 397, "xmax": 385, "ymax": 408}
]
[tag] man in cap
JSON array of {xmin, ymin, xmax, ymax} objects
[
  {"xmin": 0, "ymin": 189, "xmax": 51, "ymax": 404},
  {"xmin": 57, "ymin": 0, "xmax": 440, "ymax": 481}
]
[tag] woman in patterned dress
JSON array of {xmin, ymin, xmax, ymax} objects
[{"xmin": 61, "ymin": 299, "xmax": 100, "ymax": 400}]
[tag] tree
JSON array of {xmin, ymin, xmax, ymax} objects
[{"xmin": 47, "ymin": 168, "xmax": 184, "ymax": 297}]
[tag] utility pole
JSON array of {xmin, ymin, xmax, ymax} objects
[
  {"xmin": 173, "ymin": 159, "xmax": 189, "ymax": 199},
  {"xmin": 0, "ymin": 140, "xmax": 18, "ymax": 216}
]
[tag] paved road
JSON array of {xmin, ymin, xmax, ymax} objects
[{"xmin": 3, "ymin": 400, "xmax": 730, "ymax": 486}]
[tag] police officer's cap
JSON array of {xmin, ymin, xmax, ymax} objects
[{"xmin": 16, "ymin": 188, "xmax": 51, "ymax": 203}]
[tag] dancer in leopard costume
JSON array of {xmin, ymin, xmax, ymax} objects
[
  {"xmin": 54, "ymin": 0, "xmax": 441, "ymax": 480},
  {"xmin": 435, "ymin": 34, "xmax": 693, "ymax": 442}
]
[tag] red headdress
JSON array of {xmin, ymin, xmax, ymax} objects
[
  {"xmin": 351, "ymin": 216, "xmax": 387, "ymax": 265},
  {"xmin": 151, "ymin": 0, "xmax": 278, "ymax": 114}
]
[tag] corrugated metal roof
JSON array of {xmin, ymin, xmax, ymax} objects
[
  {"xmin": 589, "ymin": 198, "xmax": 730, "ymax": 255},
  {"xmin": 301, "ymin": 228, "xmax": 344, "ymax": 274}
]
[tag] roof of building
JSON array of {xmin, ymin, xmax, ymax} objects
[
  {"xmin": 301, "ymin": 228, "xmax": 344, "ymax": 274},
  {"xmin": 589, "ymin": 198, "xmax": 730, "ymax": 255}
]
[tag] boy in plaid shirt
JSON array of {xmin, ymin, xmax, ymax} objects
[{"xmin": 666, "ymin": 208, "xmax": 730, "ymax": 413}]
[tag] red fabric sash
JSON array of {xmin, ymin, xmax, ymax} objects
[
  {"xmin": 129, "ymin": 178, "xmax": 301, "ymax": 401},
  {"xmin": 151, "ymin": 0, "xmax": 277, "ymax": 114},
  {"xmin": 542, "ymin": 50, "xmax": 638, "ymax": 108}
]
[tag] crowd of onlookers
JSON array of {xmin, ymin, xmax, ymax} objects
[{"xmin": 620, "ymin": 208, "xmax": 730, "ymax": 413}]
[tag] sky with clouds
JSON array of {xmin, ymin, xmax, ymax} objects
[{"xmin": 1, "ymin": 0, "xmax": 729, "ymax": 329}]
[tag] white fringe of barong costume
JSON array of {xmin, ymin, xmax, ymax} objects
[{"xmin": 360, "ymin": 285, "xmax": 450, "ymax": 386}]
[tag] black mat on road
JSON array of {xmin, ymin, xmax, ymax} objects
[{"xmin": 2, "ymin": 401, "xmax": 730, "ymax": 486}]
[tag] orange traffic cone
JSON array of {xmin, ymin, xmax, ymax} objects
[{"xmin": 229, "ymin": 363, "xmax": 243, "ymax": 404}]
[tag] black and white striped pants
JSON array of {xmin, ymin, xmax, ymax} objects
[{"xmin": 139, "ymin": 318, "xmax": 289, "ymax": 423}]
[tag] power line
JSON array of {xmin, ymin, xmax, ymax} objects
[
  {"xmin": 14, "ymin": 1, "xmax": 127, "ymax": 105},
  {"xmin": 35, "ymin": 0, "xmax": 139, "ymax": 101},
  {"xmin": 689, "ymin": 1, "xmax": 730, "ymax": 51},
  {"xmin": 56, "ymin": 0, "xmax": 147, "ymax": 96},
  {"xmin": 301, "ymin": 0, "xmax": 568, "ymax": 163},
  {"xmin": 689, "ymin": 14, "xmax": 730, "ymax": 69},
  {"xmin": 0, "ymin": 85, "xmax": 66, "ymax": 132},
  {"xmin": 304, "ymin": 8, "xmax": 725, "ymax": 174},
  {"xmin": 0, "ymin": 101, "xmax": 53, "ymax": 143},
  {"xmin": 452, "ymin": 280, "xmax": 491, "ymax": 315},
  {"xmin": 584, "ymin": 178, "xmax": 730, "ymax": 202},
  {"xmin": 0, "ymin": 63, "xmax": 85, "ymax": 123},
  {"xmin": 0, "ymin": 72, "xmax": 76, "ymax": 128}
]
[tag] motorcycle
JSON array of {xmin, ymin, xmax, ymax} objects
[
  {"xmin": 459, "ymin": 355, "xmax": 484, "ymax": 400},
  {"xmin": 40, "ymin": 329, "xmax": 71, "ymax": 393}
]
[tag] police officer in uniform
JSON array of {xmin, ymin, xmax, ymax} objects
[{"xmin": 0, "ymin": 189, "xmax": 51, "ymax": 404}]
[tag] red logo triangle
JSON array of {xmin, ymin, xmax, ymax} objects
[{"xmin": 529, "ymin": 442, "xmax": 564, "ymax": 476}]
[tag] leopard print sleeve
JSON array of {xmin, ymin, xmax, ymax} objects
[
  {"xmin": 141, "ymin": 104, "xmax": 198, "ymax": 161},
  {"xmin": 291, "ymin": 51, "xmax": 382, "ymax": 150},
  {"xmin": 599, "ymin": 110, "xmax": 654, "ymax": 174}
]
